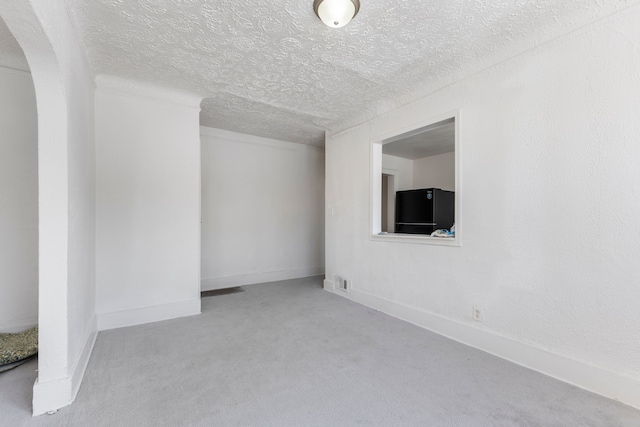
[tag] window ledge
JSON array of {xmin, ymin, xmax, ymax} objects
[{"xmin": 370, "ymin": 233, "xmax": 460, "ymax": 246}]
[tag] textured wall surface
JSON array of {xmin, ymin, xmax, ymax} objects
[
  {"xmin": 201, "ymin": 127, "xmax": 325, "ymax": 290},
  {"xmin": 63, "ymin": 0, "xmax": 640, "ymax": 145},
  {"xmin": 325, "ymin": 5, "xmax": 640, "ymax": 407}
]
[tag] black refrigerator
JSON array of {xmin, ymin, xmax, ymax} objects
[{"xmin": 395, "ymin": 188, "xmax": 454, "ymax": 235}]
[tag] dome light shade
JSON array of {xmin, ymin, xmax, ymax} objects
[{"xmin": 313, "ymin": 0, "xmax": 360, "ymax": 28}]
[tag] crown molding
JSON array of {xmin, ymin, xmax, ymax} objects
[{"xmin": 200, "ymin": 125, "xmax": 326, "ymax": 152}]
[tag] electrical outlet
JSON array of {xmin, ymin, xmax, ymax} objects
[{"xmin": 472, "ymin": 305, "xmax": 483, "ymax": 322}]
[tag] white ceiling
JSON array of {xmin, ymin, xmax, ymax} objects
[
  {"xmin": 382, "ymin": 118, "xmax": 454, "ymax": 160},
  {"xmin": 4, "ymin": 1, "xmax": 636, "ymax": 145}
]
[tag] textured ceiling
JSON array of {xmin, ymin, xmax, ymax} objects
[
  {"xmin": 52, "ymin": 1, "xmax": 640, "ymax": 144},
  {"xmin": 383, "ymin": 118, "xmax": 454, "ymax": 160},
  {"xmin": 0, "ymin": 15, "xmax": 29, "ymax": 71}
]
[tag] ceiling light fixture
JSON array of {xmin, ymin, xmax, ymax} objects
[{"xmin": 313, "ymin": 0, "xmax": 360, "ymax": 28}]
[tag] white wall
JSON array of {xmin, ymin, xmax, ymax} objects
[
  {"xmin": 1, "ymin": 1, "xmax": 98, "ymax": 415},
  {"xmin": 200, "ymin": 127, "xmax": 325, "ymax": 290},
  {"xmin": 381, "ymin": 154, "xmax": 413, "ymax": 191},
  {"xmin": 413, "ymin": 151, "xmax": 455, "ymax": 191},
  {"xmin": 0, "ymin": 67, "xmax": 38, "ymax": 333},
  {"xmin": 65, "ymin": 29, "xmax": 97, "ymax": 408},
  {"xmin": 325, "ymin": 6, "xmax": 640, "ymax": 409},
  {"xmin": 95, "ymin": 76, "xmax": 202, "ymax": 330}
]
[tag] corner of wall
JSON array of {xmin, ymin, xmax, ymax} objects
[
  {"xmin": 201, "ymin": 268, "xmax": 325, "ymax": 292},
  {"xmin": 32, "ymin": 315, "xmax": 97, "ymax": 416},
  {"xmin": 323, "ymin": 278, "xmax": 335, "ymax": 292}
]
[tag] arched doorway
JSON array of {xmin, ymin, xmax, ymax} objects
[
  {"xmin": 0, "ymin": 1, "xmax": 81, "ymax": 416},
  {"xmin": 0, "ymin": 13, "xmax": 39, "ymax": 385},
  {"xmin": 0, "ymin": 16, "xmax": 38, "ymax": 336}
]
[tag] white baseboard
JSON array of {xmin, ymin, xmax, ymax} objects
[
  {"xmin": 70, "ymin": 323, "xmax": 98, "ymax": 404},
  {"xmin": 328, "ymin": 286, "xmax": 640, "ymax": 410},
  {"xmin": 323, "ymin": 279, "xmax": 335, "ymax": 291},
  {"xmin": 33, "ymin": 318, "xmax": 97, "ymax": 416},
  {"xmin": 201, "ymin": 267, "xmax": 325, "ymax": 291},
  {"xmin": 97, "ymin": 299, "xmax": 201, "ymax": 331}
]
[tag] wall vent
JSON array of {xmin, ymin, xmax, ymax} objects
[{"xmin": 335, "ymin": 276, "xmax": 350, "ymax": 292}]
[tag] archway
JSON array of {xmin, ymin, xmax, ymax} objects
[
  {"xmin": 0, "ymin": 13, "xmax": 41, "ymax": 417},
  {"xmin": 0, "ymin": 11, "xmax": 38, "ymax": 369},
  {"xmin": 0, "ymin": 1, "xmax": 77, "ymax": 416}
]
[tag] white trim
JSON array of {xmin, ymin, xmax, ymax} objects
[
  {"xmin": 200, "ymin": 126, "xmax": 324, "ymax": 152},
  {"xmin": 69, "ymin": 323, "xmax": 97, "ymax": 408},
  {"xmin": 323, "ymin": 279, "xmax": 335, "ymax": 291},
  {"xmin": 97, "ymin": 299, "xmax": 201, "ymax": 331},
  {"xmin": 32, "ymin": 319, "xmax": 97, "ymax": 416},
  {"xmin": 33, "ymin": 373, "xmax": 72, "ymax": 416},
  {"xmin": 370, "ymin": 233, "xmax": 459, "ymax": 246},
  {"xmin": 201, "ymin": 268, "xmax": 325, "ymax": 291},
  {"xmin": 328, "ymin": 287, "xmax": 640, "ymax": 410}
]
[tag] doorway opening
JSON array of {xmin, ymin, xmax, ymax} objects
[
  {"xmin": 371, "ymin": 113, "xmax": 459, "ymax": 244},
  {"xmin": 0, "ymin": 14, "xmax": 39, "ymax": 385},
  {"xmin": 381, "ymin": 173, "xmax": 395, "ymax": 233}
]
